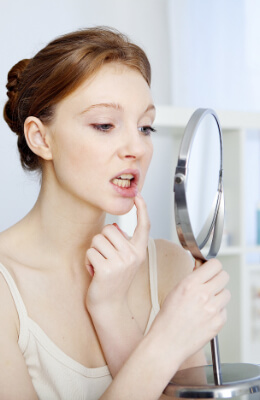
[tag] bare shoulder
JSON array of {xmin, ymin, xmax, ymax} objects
[
  {"xmin": 0, "ymin": 233, "xmax": 39, "ymax": 399},
  {"xmin": 0, "ymin": 264, "xmax": 20, "ymax": 339},
  {"xmin": 0, "ymin": 229, "xmax": 20, "ymax": 335},
  {"xmin": 154, "ymin": 238, "xmax": 194, "ymax": 305}
]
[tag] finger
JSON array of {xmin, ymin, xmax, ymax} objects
[
  {"xmin": 113, "ymin": 223, "xmax": 130, "ymax": 240},
  {"xmin": 205, "ymin": 270, "xmax": 229, "ymax": 296},
  {"xmin": 91, "ymin": 233, "xmax": 116, "ymax": 259},
  {"xmin": 85, "ymin": 247, "xmax": 106, "ymax": 276},
  {"xmin": 131, "ymin": 193, "xmax": 150, "ymax": 250},
  {"xmin": 217, "ymin": 288, "xmax": 231, "ymax": 310},
  {"xmin": 101, "ymin": 224, "xmax": 129, "ymax": 252},
  {"xmin": 210, "ymin": 289, "xmax": 231, "ymax": 314},
  {"xmin": 192, "ymin": 259, "xmax": 223, "ymax": 284}
]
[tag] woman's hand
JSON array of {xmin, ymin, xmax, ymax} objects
[
  {"xmin": 85, "ymin": 193, "xmax": 150, "ymax": 313},
  {"xmin": 85, "ymin": 193, "xmax": 150, "ymax": 376},
  {"xmin": 100, "ymin": 258, "xmax": 230, "ymax": 400},
  {"xmin": 150, "ymin": 258, "xmax": 231, "ymax": 368}
]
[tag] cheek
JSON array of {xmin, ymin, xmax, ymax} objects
[
  {"xmin": 140, "ymin": 144, "xmax": 153, "ymax": 187},
  {"xmin": 144, "ymin": 143, "xmax": 153, "ymax": 170},
  {"xmin": 50, "ymin": 132, "xmax": 92, "ymax": 181}
]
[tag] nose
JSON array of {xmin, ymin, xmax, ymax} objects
[{"xmin": 117, "ymin": 128, "xmax": 147, "ymax": 160}]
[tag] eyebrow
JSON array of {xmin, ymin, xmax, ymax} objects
[
  {"xmin": 80, "ymin": 102, "xmax": 156, "ymax": 115},
  {"xmin": 80, "ymin": 103, "xmax": 122, "ymax": 115}
]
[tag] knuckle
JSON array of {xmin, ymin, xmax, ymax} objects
[
  {"xmin": 222, "ymin": 308, "xmax": 228, "ymax": 324},
  {"xmin": 102, "ymin": 225, "xmax": 113, "ymax": 236},
  {"xmin": 222, "ymin": 270, "xmax": 230, "ymax": 283},
  {"xmin": 128, "ymin": 252, "xmax": 137, "ymax": 265},
  {"xmin": 224, "ymin": 288, "xmax": 231, "ymax": 303},
  {"xmin": 179, "ymin": 274, "xmax": 194, "ymax": 295},
  {"xmin": 146, "ymin": 218, "xmax": 151, "ymax": 232},
  {"xmin": 213, "ymin": 258, "xmax": 223, "ymax": 271},
  {"xmin": 92, "ymin": 234, "xmax": 103, "ymax": 246},
  {"xmin": 86, "ymin": 247, "xmax": 94, "ymax": 260},
  {"xmin": 138, "ymin": 247, "xmax": 146, "ymax": 264},
  {"xmin": 199, "ymin": 291, "xmax": 210, "ymax": 306},
  {"xmin": 122, "ymin": 246, "xmax": 137, "ymax": 266},
  {"xmin": 208, "ymin": 258, "xmax": 222, "ymax": 272},
  {"xmin": 216, "ymin": 309, "xmax": 227, "ymax": 330}
]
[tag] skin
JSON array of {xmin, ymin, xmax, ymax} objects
[{"xmin": 0, "ymin": 63, "xmax": 230, "ymax": 400}]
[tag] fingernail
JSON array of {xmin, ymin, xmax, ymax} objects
[{"xmin": 86, "ymin": 264, "xmax": 94, "ymax": 277}]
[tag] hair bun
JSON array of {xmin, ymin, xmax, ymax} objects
[{"xmin": 4, "ymin": 59, "xmax": 30, "ymax": 134}]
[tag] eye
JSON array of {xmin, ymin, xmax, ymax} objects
[
  {"xmin": 139, "ymin": 126, "xmax": 157, "ymax": 136},
  {"xmin": 91, "ymin": 123, "xmax": 114, "ymax": 132}
]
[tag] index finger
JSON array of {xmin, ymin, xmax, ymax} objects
[
  {"xmin": 192, "ymin": 259, "xmax": 223, "ymax": 284},
  {"xmin": 130, "ymin": 193, "xmax": 150, "ymax": 250}
]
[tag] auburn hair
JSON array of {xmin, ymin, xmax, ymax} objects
[{"xmin": 3, "ymin": 27, "xmax": 151, "ymax": 171}]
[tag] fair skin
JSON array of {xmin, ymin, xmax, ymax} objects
[{"xmin": 0, "ymin": 63, "xmax": 230, "ymax": 400}]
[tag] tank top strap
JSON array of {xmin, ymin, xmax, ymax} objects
[
  {"xmin": 147, "ymin": 238, "xmax": 160, "ymax": 313},
  {"xmin": 0, "ymin": 263, "xmax": 29, "ymax": 353}
]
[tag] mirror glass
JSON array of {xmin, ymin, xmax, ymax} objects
[
  {"xmin": 186, "ymin": 114, "xmax": 221, "ymax": 251},
  {"xmin": 174, "ymin": 109, "xmax": 224, "ymax": 261}
]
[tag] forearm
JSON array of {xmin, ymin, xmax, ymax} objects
[
  {"xmin": 179, "ymin": 348, "xmax": 207, "ymax": 370},
  {"xmin": 90, "ymin": 302, "xmax": 143, "ymax": 377},
  {"xmin": 100, "ymin": 330, "xmax": 180, "ymax": 400}
]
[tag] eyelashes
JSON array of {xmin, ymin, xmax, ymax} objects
[
  {"xmin": 138, "ymin": 126, "xmax": 157, "ymax": 136},
  {"xmin": 91, "ymin": 123, "xmax": 157, "ymax": 135},
  {"xmin": 91, "ymin": 123, "xmax": 113, "ymax": 132}
]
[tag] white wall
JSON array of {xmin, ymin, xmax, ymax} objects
[
  {"xmin": 0, "ymin": 0, "xmax": 171, "ymax": 233},
  {"xmin": 167, "ymin": 0, "xmax": 247, "ymax": 110}
]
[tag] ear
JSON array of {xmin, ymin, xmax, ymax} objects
[{"xmin": 24, "ymin": 117, "xmax": 53, "ymax": 161}]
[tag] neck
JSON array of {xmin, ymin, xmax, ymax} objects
[{"xmin": 20, "ymin": 177, "xmax": 106, "ymax": 271}]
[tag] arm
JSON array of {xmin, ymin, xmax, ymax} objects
[
  {"xmin": 0, "ymin": 275, "xmax": 38, "ymax": 400},
  {"xmin": 156, "ymin": 238, "xmax": 208, "ymax": 369},
  {"xmin": 86, "ymin": 195, "xmax": 230, "ymax": 395},
  {"xmin": 86, "ymin": 193, "xmax": 149, "ymax": 376},
  {"xmin": 101, "ymin": 259, "xmax": 230, "ymax": 400}
]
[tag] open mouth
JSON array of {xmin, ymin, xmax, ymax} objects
[{"xmin": 112, "ymin": 174, "xmax": 135, "ymax": 188}]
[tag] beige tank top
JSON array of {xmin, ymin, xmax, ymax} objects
[{"xmin": 0, "ymin": 238, "xmax": 160, "ymax": 400}]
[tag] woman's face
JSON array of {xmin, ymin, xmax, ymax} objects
[{"xmin": 47, "ymin": 63, "xmax": 155, "ymax": 215}]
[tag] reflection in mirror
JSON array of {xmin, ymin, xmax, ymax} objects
[
  {"xmin": 174, "ymin": 109, "xmax": 224, "ymax": 262},
  {"xmin": 186, "ymin": 114, "xmax": 221, "ymax": 241}
]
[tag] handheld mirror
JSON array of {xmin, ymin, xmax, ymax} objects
[
  {"xmin": 164, "ymin": 108, "xmax": 260, "ymax": 399},
  {"xmin": 174, "ymin": 108, "xmax": 224, "ymax": 262}
]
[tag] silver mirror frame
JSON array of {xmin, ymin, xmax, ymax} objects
[{"xmin": 174, "ymin": 108, "xmax": 224, "ymax": 261}]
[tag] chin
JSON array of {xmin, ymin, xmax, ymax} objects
[{"xmin": 105, "ymin": 198, "xmax": 135, "ymax": 216}]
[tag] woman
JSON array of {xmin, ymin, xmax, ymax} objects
[{"xmin": 0, "ymin": 27, "xmax": 230, "ymax": 400}]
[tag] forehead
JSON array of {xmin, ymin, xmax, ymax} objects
[{"xmin": 55, "ymin": 63, "xmax": 153, "ymax": 115}]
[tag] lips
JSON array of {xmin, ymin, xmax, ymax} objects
[{"xmin": 110, "ymin": 169, "xmax": 140, "ymax": 197}]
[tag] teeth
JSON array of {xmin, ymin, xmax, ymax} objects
[
  {"xmin": 118, "ymin": 174, "xmax": 134, "ymax": 179},
  {"xmin": 112, "ymin": 178, "xmax": 131, "ymax": 188},
  {"xmin": 112, "ymin": 173, "xmax": 135, "ymax": 188}
]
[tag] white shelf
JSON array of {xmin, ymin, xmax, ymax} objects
[
  {"xmin": 245, "ymin": 246, "xmax": 260, "ymax": 253},
  {"xmin": 218, "ymin": 246, "xmax": 242, "ymax": 256},
  {"xmin": 155, "ymin": 106, "xmax": 260, "ymax": 130}
]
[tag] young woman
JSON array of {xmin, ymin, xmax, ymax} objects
[{"xmin": 0, "ymin": 27, "xmax": 230, "ymax": 400}]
